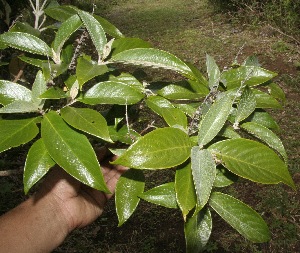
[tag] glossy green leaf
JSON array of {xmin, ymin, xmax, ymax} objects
[
  {"xmin": 111, "ymin": 37, "xmax": 152, "ymax": 56},
  {"xmin": 191, "ymin": 148, "xmax": 216, "ymax": 211},
  {"xmin": 0, "ymin": 118, "xmax": 39, "ymax": 153},
  {"xmin": 113, "ymin": 127, "xmax": 191, "ymax": 169},
  {"xmin": 60, "ymin": 107, "xmax": 112, "ymax": 142},
  {"xmin": 221, "ymin": 66, "xmax": 277, "ymax": 89},
  {"xmin": 0, "ymin": 80, "xmax": 32, "ymax": 105},
  {"xmin": 247, "ymin": 110, "xmax": 279, "ymax": 130},
  {"xmin": 160, "ymin": 107, "xmax": 187, "ymax": 130},
  {"xmin": 139, "ymin": 182, "xmax": 178, "ymax": 208},
  {"xmin": 208, "ymin": 138, "xmax": 295, "ymax": 188},
  {"xmin": 157, "ymin": 83, "xmax": 205, "ymax": 100},
  {"xmin": 213, "ymin": 166, "xmax": 239, "ymax": 187},
  {"xmin": 44, "ymin": 5, "xmax": 77, "ymax": 22},
  {"xmin": 24, "ymin": 139, "xmax": 55, "ymax": 194},
  {"xmin": 109, "ymin": 73, "xmax": 145, "ymax": 92},
  {"xmin": 81, "ymin": 81, "xmax": 145, "ymax": 105},
  {"xmin": 76, "ymin": 55, "xmax": 109, "ymax": 87},
  {"xmin": 206, "ymin": 54, "xmax": 220, "ymax": 89},
  {"xmin": 175, "ymin": 163, "xmax": 197, "ymax": 219},
  {"xmin": 185, "ymin": 208, "xmax": 212, "ymax": 253},
  {"xmin": 78, "ymin": 10, "xmax": 107, "ymax": 61},
  {"xmin": 9, "ymin": 21, "xmax": 40, "ymax": 37},
  {"xmin": 188, "ymin": 79, "xmax": 209, "ymax": 95},
  {"xmin": 108, "ymin": 125, "xmax": 140, "ymax": 144},
  {"xmin": 115, "ymin": 169, "xmax": 145, "ymax": 226},
  {"xmin": 243, "ymin": 55, "xmax": 260, "ymax": 67},
  {"xmin": 198, "ymin": 94, "xmax": 233, "ymax": 147},
  {"xmin": 52, "ymin": 14, "xmax": 82, "ymax": 61},
  {"xmin": 31, "ymin": 70, "xmax": 47, "ymax": 108},
  {"xmin": 209, "ymin": 192, "xmax": 270, "ymax": 242},
  {"xmin": 186, "ymin": 62, "xmax": 209, "ymax": 90},
  {"xmin": 0, "ymin": 101, "xmax": 39, "ymax": 113},
  {"xmin": 146, "ymin": 95, "xmax": 174, "ymax": 116},
  {"xmin": 0, "ymin": 32, "xmax": 52, "ymax": 57},
  {"xmin": 252, "ymin": 89, "xmax": 282, "ymax": 108},
  {"xmin": 18, "ymin": 55, "xmax": 47, "ymax": 68},
  {"xmin": 218, "ymin": 125, "xmax": 241, "ymax": 139},
  {"xmin": 41, "ymin": 111, "xmax": 109, "ymax": 192},
  {"xmin": 241, "ymin": 122, "xmax": 287, "ymax": 162},
  {"xmin": 39, "ymin": 87, "xmax": 67, "ymax": 99},
  {"xmin": 174, "ymin": 103, "xmax": 198, "ymax": 118},
  {"xmin": 267, "ymin": 83, "xmax": 285, "ymax": 103},
  {"xmin": 93, "ymin": 14, "xmax": 124, "ymax": 38},
  {"xmin": 111, "ymin": 48, "xmax": 194, "ymax": 79},
  {"xmin": 235, "ymin": 86, "xmax": 256, "ymax": 124}
]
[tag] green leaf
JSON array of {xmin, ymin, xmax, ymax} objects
[
  {"xmin": 9, "ymin": 21, "xmax": 40, "ymax": 37},
  {"xmin": 218, "ymin": 125, "xmax": 241, "ymax": 139},
  {"xmin": 0, "ymin": 100, "xmax": 39, "ymax": 113},
  {"xmin": 160, "ymin": 107, "xmax": 187, "ymax": 130},
  {"xmin": 108, "ymin": 125, "xmax": 140, "ymax": 144},
  {"xmin": 186, "ymin": 62, "xmax": 209, "ymax": 90},
  {"xmin": 0, "ymin": 32, "xmax": 52, "ymax": 57},
  {"xmin": 0, "ymin": 118, "xmax": 39, "ymax": 153},
  {"xmin": 185, "ymin": 208, "xmax": 212, "ymax": 253},
  {"xmin": 44, "ymin": 5, "xmax": 77, "ymax": 21},
  {"xmin": 221, "ymin": 66, "xmax": 277, "ymax": 89},
  {"xmin": 157, "ymin": 82, "xmax": 205, "ymax": 100},
  {"xmin": 60, "ymin": 107, "xmax": 112, "ymax": 142},
  {"xmin": 0, "ymin": 80, "xmax": 32, "ymax": 105},
  {"xmin": 174, "ymin": 103, "xmax": 198, "ymax": 118},
  {"xmin": 209, "ymin": 192, "xmax": 270, "ymax": 242},
  {"xmin": 18, "ymin": 55, "xmax": 48, "ymax": 68},
  {"xmin": 41, "ymin": 111, "xmax": 109, "ymax": 192},
  {"xmin": 252, "ymin": 89, "xmax": 282, "ymax": 108},
  {"xmin": 76, "ymin": 55, "xmax": 109, "ymax": 87},
  {"xmin": 191, "ymin": 148, "xmax": 216, "ymax": 211},
  {"xmin": 267, "ymin": 83, "xmax": 285, "ymax": 103},
  {"xmin": 188, "ymin": 79, "xmax": 209, "ymax": 95},
  {"xmin": 241, "ymin": 122, "xmax": 287, "ymax": 163},
  {"xmin": 78, "ymin": 10, "xmax": 107, "ymax": 61},
  {"xmin": 111, "ymin": 48, "xmax": 194, "ymax": 79},
  {"xmin": 198, "ymin": 94, "xmax": 233, "ymax": 147},
  {"xmin": 213, "ymin": 166, "xmax": 238, "ymax": 187},
  {"xmin": 109, "ymin": 73, "xmax": 145, "ymax": 92},
  {"xmin": 243, "ymin": 55, "xmax": 260, "ymax": 67},
  {"xmin": 81, "ymin": 81, "xmax": 145, "ymax": 105},
  {"xmin": 24, "ymin": 139, "xmax": 55, "ymax": 194},
  {"xmin": 247, "ymin": 110, "xmax": 279, "ymax": 130},
  {"xmin": 31, "ymin": 70, "xmax": 47, "ymax": 108},
  {"xmin": 52, "ymin": 14, "xmax": 82, "ymax": 62},
  {"xmin": 175, "ymin": 163, "xmax": 197, "ymax": 219},
  {"xmin": 113, "ymin": 127, "xmax": 191, "ymax": 169},
  {"xmin": 206, "ymin": 54, "xmax": 220, "ymax": 89},
  {"xmin": 235, "ymin": 86, "xmax": 256, "ymax": 124},
  {"xmin": 39, "ymin": 87, "xmax": 67, "ymax": 99},
  {"xmin": 139, "ymin": 182, "xmax": 178, "ymax": 208},
  {"xmin": 93, "ymin": 14, "xmax": 124, "ymax": 38},
  {"xmin": 115, "ymin": 169, "xmax": 145, "ymax": 226},
  {"xmin": 146, "ymin": 95, "xmax": 174, "ymax": 116},
  {"xmin": 111, "ymin": 37, "xmax": 152, "ymax": 56},
  {"xmin": 208, "ymin": 138, "xmax": 295, "ymax": 188}
]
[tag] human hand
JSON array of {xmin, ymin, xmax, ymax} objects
[{"xmin": 35, "ymin": 147, "xmax": 127, "ymax": 232}]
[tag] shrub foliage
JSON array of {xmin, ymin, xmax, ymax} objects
[{"xmin": 0, "ymin": 1, "xmax": 295, "ymax": 252}]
